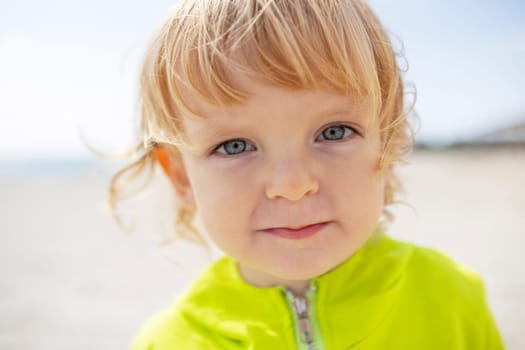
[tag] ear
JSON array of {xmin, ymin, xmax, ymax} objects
[{"xmin": 153, "ymin": 146, "xmax": 195, "ymax": 208}]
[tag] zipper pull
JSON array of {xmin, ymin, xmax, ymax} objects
[
  {"xmin": 294, "ymin": 296, "xmax": 313, "ymax": 344},
  {"xmin": 286, "ymin": 289, "xmax": 315, "ymax": 347}
]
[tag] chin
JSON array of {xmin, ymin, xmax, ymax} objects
[{"xmin": 272, "ymin": 257, "xmax": 344, "ymax": 282}]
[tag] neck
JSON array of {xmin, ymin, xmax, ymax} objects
[{"xmin": 237, "ymin": 262, "xmax": 311, "ymax": 295}]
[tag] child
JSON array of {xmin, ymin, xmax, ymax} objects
[{"xmin": 108, "ymin": 0, "xmax": 504, "ymax": 348}]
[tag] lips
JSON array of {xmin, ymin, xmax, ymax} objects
[{"xmin": 260, "ymin": 222, "xmax": 329, "ymax": 240}]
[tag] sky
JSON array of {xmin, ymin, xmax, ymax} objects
[{"xmin": 1, "ymin": 0, "xmax": 524, "ymax": 159}]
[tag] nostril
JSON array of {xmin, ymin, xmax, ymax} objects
[{"xmin": 265, "ymin": 175, "xmax": 319, "ymax": 201}]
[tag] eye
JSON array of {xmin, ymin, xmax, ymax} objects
[
  {"xmin": 213, "ymin": 139, "xmax": 256, "ymax": 156},
  {"xmin": 315, "ymin": 124, "xmax": 356, "ymax": 142}
]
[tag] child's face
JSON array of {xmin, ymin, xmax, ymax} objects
[{"xmin": 171, "ymin": 74, "xmax": 387, "ymax": 290}]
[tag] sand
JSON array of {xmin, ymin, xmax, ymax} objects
[{"xmin": 1, "ymin": 147, "xmax": 524, "ymax": 349}]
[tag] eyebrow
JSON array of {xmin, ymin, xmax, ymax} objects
[
  {"xmin": 185, "ymin": 118, "xmax": 245, "ymax": 148},
  {"xmin": 186, "ymin": 105, "xmax": 367, "ymax": 144}
]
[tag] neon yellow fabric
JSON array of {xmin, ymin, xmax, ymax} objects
[{"xmin": 132, "ymin": 232, "xmax": 505, "ymax": 349}]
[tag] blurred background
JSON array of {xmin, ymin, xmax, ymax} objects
[{"xmin": 1, "ymin": 0, "xmax": 524, "ymax": 349}]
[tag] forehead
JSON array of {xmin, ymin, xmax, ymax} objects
[{"xmin": 180, "ymin": 72, "xmax": 374, "ymax": 126}]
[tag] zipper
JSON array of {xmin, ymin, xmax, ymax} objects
[{"xmin": 283, "ymin": 282, "xmax": 326, "ymax": 350}]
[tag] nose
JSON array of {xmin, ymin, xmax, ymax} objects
[{"xmin": 265, "ymin": 155, "xmax": 319, "ymax": 201}]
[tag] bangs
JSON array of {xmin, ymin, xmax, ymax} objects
[{"xmin": 140, "ymin": 0, "xmax": 400, "ymax": 145}]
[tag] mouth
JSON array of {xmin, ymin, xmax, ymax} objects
[{"xmin": 260, "ymin": 222, "xmax": 329, "ymax": 240}]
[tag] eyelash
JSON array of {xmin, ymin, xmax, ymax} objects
[
  {"xmin": 212, "ymin": 124, "xmax": 358, "ymax": 156},
  {"xmin": 315, "ymin": 124, "xmax": 357, "ymax": 142},
  {"xmin": 213, "ymin": 139, "xmax": 257, "ymax": 156}
]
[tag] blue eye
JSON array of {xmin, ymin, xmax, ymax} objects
[
  {"xmin": 214, "ymin": 139, "xmax": 256, "ymax": 155},
  {"xmin": 316, "ymin": 125, "xmax": 355, "ymax": 142}
]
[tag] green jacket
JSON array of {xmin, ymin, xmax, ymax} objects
[{"xmin": 132, "ymin": 232, "xmax": 504, "ymax": 349}]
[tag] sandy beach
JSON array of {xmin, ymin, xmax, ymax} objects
[{"xmin": 1, "ymin": 147, "xmax": 524, "ymax": 349}]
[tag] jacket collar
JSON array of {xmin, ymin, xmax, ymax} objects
[{"xmin": 179, "ymin": 230, "xmax": 411, "ymax": 348}]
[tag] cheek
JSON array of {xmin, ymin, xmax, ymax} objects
[
  {"xmin": 184, "ymin": 162, "xmax": 256, "ymax": 240},
  {"xmin": 327, "ymin": 153, "xmax": 385, "ymax": 222}
]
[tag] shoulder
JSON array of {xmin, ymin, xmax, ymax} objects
[
  {"xmin": 131, "ymin": 304, "xmax": 178, "ymax": 350},
  {"xmin": 403, "ymin": 240, "xmax": 485, "ymax": 299},
  {"xmin": 363, "ymin": 234, "xmax": 486, "ymax": 305},
  {"xmin": 378, "ymin": 236, "xmax": 485, "ymax": 298},
  {"xmin": 388, "ymin": 237, "xmax": 504, "ymax": 347},
  {"xmin": 385, "ymin": 237, "xmax": 494, "ymax": 324},
  {"xmin": 131, "ymin": 257, "xmax": 235, "ymax": 350}
]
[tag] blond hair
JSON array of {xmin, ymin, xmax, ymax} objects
[{"xmin": 106, "ymin": 0, "xmax": 415, "ymax": 241}]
